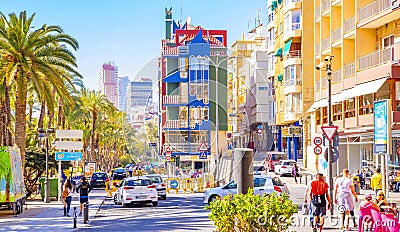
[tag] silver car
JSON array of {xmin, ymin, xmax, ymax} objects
[
  {"xmin": 145, "ymin": 174, "xmax": 167, "ymax": 200},
  {"xmin": 203, "ymin": 176, "xmax": 290, "ymax": 204}
]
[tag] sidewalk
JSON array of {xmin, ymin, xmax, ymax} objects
[{"xmin": 0, "ymin": 190, "xmax": 106, "ymax": 231}]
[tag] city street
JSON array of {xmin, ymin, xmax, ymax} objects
[{"xmin": 79, "ymin": 193, "xmax": 215, "ymax": 232}]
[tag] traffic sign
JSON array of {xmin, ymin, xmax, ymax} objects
[
  {"xmin": 198, "ymin": 142, "xmax": 208, "ymax": 152},
  {"xmin": 55, "ymin": 141, "xmax": 83, "ymax": 150},
  {"xmin": 165, "ymin": 146, "xmax": 172, "ymax": 155},
  {"xmin": 324, "ymin": 147, "xmax": 339, "ymax": 163},
  {"xmin": 166, "ymin": 153, "xmax": 171, "ymax": 161},
  {"xmin": 314, "ymin": 136, "xmax": 323, "ymax": 146},
  {"xmin": 314, "ymin": 146, "xmax": 323, "ymax": 155},
  {"xmin": 321, "ymin": 126, "xmax": 338, "ymax": 141},
  {"xmin": 55, "ymin": 130, "xmax": 83, "ymax": 139},
  {"xmin": 55, "ymin": 152, "xmax": 82, "ymax": 161},
  {"xmin": 170, "ymin": 180, "xmax": 179, "ymax": 189},
  {"xmin": 199, "ymin": 152, "xmax": 207, "ymax": 159}
]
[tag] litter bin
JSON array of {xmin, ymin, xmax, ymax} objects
[{"xmin": 40, "ymin": 177, "xmax": 59, "ymax": 200}]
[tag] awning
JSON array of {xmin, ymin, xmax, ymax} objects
[
  {"xmin": 271, "ymin": 1, "xmax": 278, "ymax": 10},
  {"xmin": 277, "ymin": 74, "xmax": 283, "ymax": 82},
  {"xmin": 274, "ymin": 48, "xmax": 283, "ymax": 57},
  {"xmin": 307, "ymin": 99, "xmax": 328, "ymax": 112},
  {"xmin": 283, "ymin": 39, "xmax": 292, "ymax": 57}
]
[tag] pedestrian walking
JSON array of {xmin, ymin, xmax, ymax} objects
[
  {"xmin": 61, "ymin": 179, "xmax": 73, "ymax": 216},
  {"xmin": 292, "ymin": 163, "xmax": 299, "ymax": 184},
  {"xmin": 370, "ymin": 168, "xmax": 382, "ymax": 196},
  {"xmin": 334, "ymin": 169, "xmax": 358, "ymax": 230},
  {"xmin": 310, "ymin": 173, "xmax": 331, "ymax": 232},
  {"xmin": 304, "ymin": 173, "xmax": 320, "ymax": 225},
  {"xmin": 128, "ymin": 165, "xmax": 133, "ymax": 177},
  {"xmin": 76, "ymin": 176, "xmax": 92, "ymax": 216}
]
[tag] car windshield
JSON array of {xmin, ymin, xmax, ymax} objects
[
  {"xmin": 254, "ymin": 166, "xmax": 265, "ymax": 171},
  {"xmin": 93, "ymin": 173, "xmax": 107, "ymax": 179},
  {"xmin": 126, "ymin": 179, "xmax": 152, "ymax": 186},
  {"xmin": 115, "ymin": 169, "xmax": 125, "ymax": 173},
  {"xmin": 148, "ymin": 176, "xmax": 162, "ymax": 183},
  {"xmin": 283, "ymin": 162, "xmax": 294, "ymax": 165},
  {"xmin": 272, "ymin": 177, "xmax": 284, "ymax": 186},
  {"xmin": 271, "ymin": 154, "xmax": 286, "ymax": 160},
  {"xmin": 254, "ymin": 178, "xmax": 266, "ymax": 187}
]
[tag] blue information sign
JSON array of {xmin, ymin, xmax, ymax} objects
[
  {"xmin": 170, "ymin": 180, "xmax": 179, "ymax": 189},
  {"xmin": 199, "ymin": 152, "xmax": 207, "ymax": 159},
  {"xmin": 55, "ymin": 152, "xmax": 83, "ymax": 161},
  {"xmin": 374, "ymin": 100, "xmax": 389, "ymax": 153}
]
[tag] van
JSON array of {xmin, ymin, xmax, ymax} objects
[{"xmin": 264, "ymin": 152, "xmax": 288, "ymax": 172}]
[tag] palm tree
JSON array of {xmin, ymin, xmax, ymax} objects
[{"xmin": 0, "ymin": 11, "xmax": 81, "ymax": 166}]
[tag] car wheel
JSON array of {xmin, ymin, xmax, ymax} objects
[
  {"xmin": 161, "ymin": 195, "xmax": 167, "ymax": 200},
  {"xmin": 208, "ymin": 195, "xmax": 220, "ymax": 204},
  {"xmin": 122, "ymin": 203, "xmax": 128, "ymax": 208},
  {"xmin": 113, "ymin": 195, "xmax": 120, "ymax": 205},
  {"xmin": 152, "ymin": 201, "xmax": 158, "ymax": 207}
]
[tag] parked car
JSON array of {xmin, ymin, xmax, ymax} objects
[
  {"xmin": 113, "ymin": 176, "xmax": 158, "ymax": 207},
  {"xmin": 89, "ymin": 172, "xmax": 109, "ymax": 188},
  {"xmin": 253, "ymin": 165, "xmax": 266, "ymax": 175},
  {"xmin": 112, "ymin": 168, "xmax": 127, "ymax": 180},
  {"xmin": 263, "ymin": 152, "xmax": 288, "ymax": 172},
  {"xmin": 145, "ymin": 174, "xmax": 167, "ymax": 200},
  {"xmin": 203, "ymin": 176, "xmax": 289, "ymax": 204},
  {"xmin": 274, "ymin": 159, "xmax": 297, "ymax": 176}
]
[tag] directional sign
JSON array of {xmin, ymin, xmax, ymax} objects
[
  {"xmin": 314, "ymin": 136, "xmax": 323, "ymax": 146},
  {"xmin": 198, "ymin": 142, "xmax": 208, "ymax": 152},
  {"xmin": 55, "ymin": 141, "xmax": 83, "ymax": 150},
  {"xmin": 199, "ymin": 152, "xmax": 207, "ymax": 159},
  {"xmin": 314, "ymin": 146, "xmax": 323, "ymax": 155},
  {"xmin": 170, "ymin": 180, "xmax": 179, "ymax": 189},
  {"xmin": 324, "ymin": 147, "xmax": 339, "ymax": 163},
  {"xmin": 56, "ymin": 130, "xmax": 83, "ymax": 139},
  {"xmin": 55, "ymin": 152, "xmax": 82, "ymax": 161},
  {"xmin": 321, "ymin": 126, "xmax": 338, "ymax": 141}
]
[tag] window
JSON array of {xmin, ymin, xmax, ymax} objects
[
  {"xmin": 284, "ymin": 65, "xmax": 301, "ymax": 86},
  {"xmin": 359, "ymin": 94, "xmax": 374, "ymax": 115},
  {"xmin": 344, "ymin": 98, "xmax": 355, "ymax": 118},
  {"xmin": 189, "ymin": 56, "xmax": 209, "ymax": 71},
  {"xmin": 179, "ymin": 57, "xmax": 188, "ymax": 78},
  {"xmin": 254, "ymin": 178, "xmax": 267, "ymax": 187},
  {"xmin": 279, "ymin": 22, "xmax": 283, "ymax": 34},
  {"xmin": 322, "ymin": 107, "xmax": 327, "ymax": 123},
  {"xmin": 383, "ymin": 35, "xmax": 394, "ymax": 48},
  {"xmin": 316, "ymin": 109, "xmax": 321, "ymax": 125},
  {"xmin": 333, "ymin": 104, "xmax": 342, "ymax": 121},
  {"xmin": 284, "ymin": 10, "xmax": 301, "ymax": 34},
  {"xmin": 285, "ymin": 93, "xmax": 301, "ymax": 113}
]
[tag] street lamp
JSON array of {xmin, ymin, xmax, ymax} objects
[
  {"xmin": 38, "ymin": 128, "xmax": 55, "ymax": 203},
  {"xmin": 316, "ymin": 55, "xmax": 334, "ymax": 214}
]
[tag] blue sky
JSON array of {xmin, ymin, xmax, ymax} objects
[{"xmin": 1, "ymin": 0, "xmax": 266, "ymax": 90}]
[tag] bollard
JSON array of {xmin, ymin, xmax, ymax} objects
[
  {"xmin": 83, "ymin": 202, "xmax": 89, "ymax": 224},
  {"xmin": 73, "ymin": 207, "xmax": 77, "ymax": 228}
]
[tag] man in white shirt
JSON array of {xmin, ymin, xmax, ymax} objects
[{"xmin": 334, "ymin": 169, "xmax": 358, "ymax": 230}]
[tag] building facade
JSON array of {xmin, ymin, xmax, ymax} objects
[
  {"xmin": 159, "ymin": 8, "xmax": 228, "ymax": 172},
  {"xmin": 126, "ymin": 78, "xmax": 153, "ymax": 130},
  {"xmin": 307, "ymin": 0, "xmax": 400, "ymax": 175},
  {"xmin": 117, "ymin": 76, "xmax": 130, "ymax": 112},
  {"xmin": 99, "ymin": 62, "xmax": 119, "ymax": 107}
]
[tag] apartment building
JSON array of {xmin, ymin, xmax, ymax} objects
[{"xmin": 308, "ymin": 0, "xmax": 400, "ymax": 175}]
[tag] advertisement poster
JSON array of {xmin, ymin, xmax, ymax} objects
[
  {"xmin": 374, "ymin": 100, "xmax": 389, "ymax": 153},
  {"xmin": 84, "ymin": 162, "xmax": 96, "ymax": 177}
]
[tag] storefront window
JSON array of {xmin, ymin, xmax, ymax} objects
[{"xmin": 359, "ymin": 94, "xmax": 374, "ymax": 115}]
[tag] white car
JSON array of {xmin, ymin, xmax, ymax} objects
[
  {"xmin": 253, "ymin": 165, "xmax": 267, "ymax": 175},
  {"xmin": 113, "ymin": 176, "xmax": 158, "ymax": 207},
  {"xmin": 203, "ymin": 176, "xmax": 290, "ymax": 204},
  {"xmin": 274, "ymin": 159, "xmax": 297, "ymax": 176}
]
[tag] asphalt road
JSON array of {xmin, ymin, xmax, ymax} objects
[{"xmin": 78, "ymin": 193, "xmax": 215, "ymax": 232}]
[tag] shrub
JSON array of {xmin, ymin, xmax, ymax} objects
[{"xmin": 205, "ymin": 189, "xmax": 297, "ymax": 232}]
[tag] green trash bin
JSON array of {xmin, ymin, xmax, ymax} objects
[{"xmin": 40, "ymin": 177, "xmax": 59, "ymax": 200}]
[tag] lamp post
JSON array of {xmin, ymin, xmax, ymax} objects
[
  {"xmin": 316, "ymin": 56, "xmax": 334, "ymax": 214},
  {"xmin": 38, "ymin": 128, "xmax": 55, "ymax": 203}
]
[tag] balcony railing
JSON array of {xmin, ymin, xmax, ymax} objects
[
  {"xmin": 163, "ymin": 120, "xmax": 189, "ymax": 129},
  {"xmin": 332, "ymin": 28, "xmax": 342, "ymax": 43},
  {"xmin": 344, "ymin": 62, "xmax": 355, "ymax": 77},
  {"xmin": 161, "ymin": 39, "xmax": 178, "ymax": 55},
  {"xmin": 168, "ymin": 143, "xmax": 210, "ymax": 153},
  {"xmin": 316, "ymin": 80, "xmax": 321, "ymax": 90},
  {"xmin": 292, "ymin": 23, "xmax": 301, "ymax": 30},
  {"xmin": 358, "ymin": 47, "xmax": 393, "ymax": 70},
  {"xmin": 344, "ymin": 17, "xmax": 355, "ymax": 33},
  {"xmin": 322, "ymin": 0, "xmax": 330, "ymax": 13},
  {"xmin": 285, "ymin": 79, "xmax": 302, "ymax": 87},
  {"xmin": 321, "ymin": 37, "xmax": 331, "ymax": 51},
  {"xmin": 163, "ymin": 95, "xmax": 187, "ymax": 104},
  {"xmin": 316, "ymin": 6, "xmax": 321, "ymax": 20},
  {"xmin": 322, "ymin": 77, "xmax": 329, "ymax": 88},
  {"xmin": 316, "ymin": 44, "xmax": 321, "ymax": 55},
  {"xmin": 359, "ymin": 0, "xmax": 391, "ymax": 22},
  {"xmin": 332, "ymin": 70, "xmax": 342, "ymax": 82}
]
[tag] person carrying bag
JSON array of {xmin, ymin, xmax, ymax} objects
[{"xmin": 61, "ymin": 179, "xmax": 73, "ymax": 216}]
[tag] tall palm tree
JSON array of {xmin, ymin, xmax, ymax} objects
[{"xmin": 0, "ymin": 11, "xmax": 81, "ymax": 166}]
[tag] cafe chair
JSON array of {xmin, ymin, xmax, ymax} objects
[
  {"xmin": 381, "ymin": 213, "xmax": 400, "ymax": 232},
  {"xmin": 370, "ymin": 209, "xmax": 384, "ymax": 232}
]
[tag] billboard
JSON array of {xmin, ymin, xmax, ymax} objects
[{"xmin": 84, "ymin": 162, "xmax": 96, "ymax": 177}]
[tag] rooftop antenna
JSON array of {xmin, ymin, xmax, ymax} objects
[
  {"xmin": 256, "ymin": 8, "xmax": 261, "ymax": 26},
  {"xmin": 180, "ymin": 0, "xmax": 183, "ymax": 24}
]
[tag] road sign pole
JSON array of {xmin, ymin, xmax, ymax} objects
[{"xmin": 327, "ymin": 71, "xmax": 333, "ymax": 215}]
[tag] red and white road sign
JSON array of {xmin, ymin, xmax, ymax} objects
[
  {"xmin": 198, "ymin": 142, "xmax": 208, "ymax": 152},
  {"xmin": 321, "ymin": 126, "xmax": 338, "ymax": 141},
  {"xmin": 166, "ymin": 153, "xmax": 171, "ymax": 161},
  {"xmin": 165, "ymin": 146, "xmax": 172, "ymax": 155},
  {"xmin": 314, "ymin": 146, "xmax": 323, "ymax": 155},
  {"xmin": 313, "ymin": 136, "xmax": 323, "ymax": 146}
]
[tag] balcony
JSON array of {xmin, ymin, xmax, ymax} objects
[
  {"xmin": 283, "ymin": 0, "xmax": 302, "ymax": 13},
  {"xmin": 163, "ymin": 95, "xmax": 188, "ymax": 105},
  {"xmin": 344, "ymin": 62, "xmax": 355, "ymax": 77},
  {"xmin": 332, "ymin": 28, "xmax": 342, "ymax": 43},
  {"xmin": 284, "ymin": 79, "xmax": 302, "ymax": 95},
  {"xmin": 283, "ymin": 50, "xmax": 302, "ymax": 67},
  {"xmin": 332, "ymin": 70, "xmax": 342, "ymax": 83},
  {"xmin": 322, "ymin": 0, "xmax": 330, "ymax": 15},
  {"xmin": 284, "ymin": 23, "xmax": 301, "ymax": 41},
  {"xmin": 358, "ymin": 47, "xmax": 393, "ymax": 71},
  {"xmin": 163, "ymin": 120, "xmax": 188, "ymax": 129},
  {"xmin": 358, "ymin": 0, "xmax": 391, "ymax": 23},
  {"xmin": 321, "ymin": 37, "xmax": 331, "ymax": 52},
  {"xmin": 344, "ymin": 17, "xmax": 355, "ymax": 35},
  {"xmin": 315, "ymin": 43, "xmax": 321, "ymax": 56},
  {"xmin": 161, "ymin": 39, "xmax": 178, "ymax": 56},
  {"xmin": 315, "ymin": 6, "xmax": 321, "ymax": 21}
]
